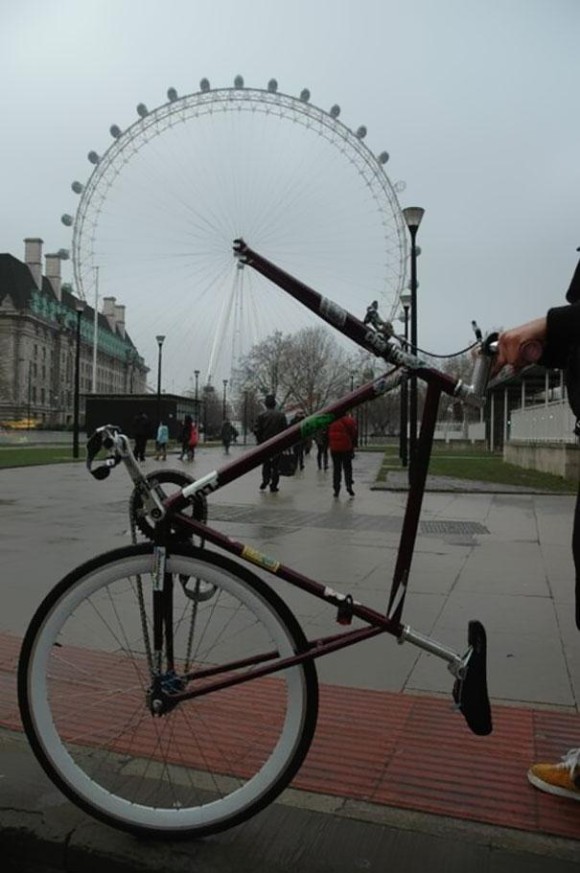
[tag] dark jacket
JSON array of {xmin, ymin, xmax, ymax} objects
[
  {"xmin": 254, "ymin": 408, "xmax": 287, "ymax": 443},
  {"xmin": 544, "ymin": 258, "xmax": 580, "ymax": 418},
  {"xmin": 133, "ymin": 413, "xmax": 150, "ymax": 438}
]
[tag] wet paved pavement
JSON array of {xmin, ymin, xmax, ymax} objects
[{"xmin": 2, "ymin": 443, "xmax": 580, "ymax": 870}]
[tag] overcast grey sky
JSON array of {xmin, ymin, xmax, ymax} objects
[{"xmin": 1, "ymin": 0, "xmax": 578, "ymax": 392}]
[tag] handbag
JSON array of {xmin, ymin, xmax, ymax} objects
[{"xmin": 277, "ymin": 450, "xmax": 297, "ymax": 477}]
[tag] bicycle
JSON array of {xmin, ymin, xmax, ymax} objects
[{"xmin": 18, "ymin": 239, "xmax": 502, "ymax": 839}]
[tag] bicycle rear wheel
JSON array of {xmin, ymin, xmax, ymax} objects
[{"xmin": 18, "ymin": 544, "xmax": 318, "ymax": 838}]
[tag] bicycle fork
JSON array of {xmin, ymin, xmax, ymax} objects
[
  {"xmin": 148, "ymin": 545, "xmax": 185, "ymax": 715},
  {"xmin": 388, "ymin": 382, "xmax": 492, "ymax": 736}
]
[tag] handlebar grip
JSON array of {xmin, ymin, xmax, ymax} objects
[
  {"xmin": 519, "ymin": 339, "xmax": 543, "ymax": 363},
  {"xmin": 487, "ymin": 338, "xmax": 543, "ymax": 365}
]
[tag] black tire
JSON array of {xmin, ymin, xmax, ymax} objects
[{"xmin": 18, "ymin": 543, "xmax": 318, "ymax": 838}]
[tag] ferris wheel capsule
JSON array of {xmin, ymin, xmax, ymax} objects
[
  {"xmin": 110, "ymin": 125, "xmax": 122, "ymax": 138},
  {"xmin": 137, "ymin": 103, "xmax": 148, "ymax": 118},
  {"xmin": 167, "ymin": 88, "xmax": 178, "ymax": 102},
  {"xmin": 71, "ymin": 181, "xmax": 84, "ymax": 194},
  {"xmin": 200, "ymin": 78, "xmax": 210, "ymax": 92},
  {"xmin": 87, "ymin": 151, "xmax": 100, "ymax": 165}
]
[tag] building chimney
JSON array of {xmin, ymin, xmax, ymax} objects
[
  {"xmin": 45, "ymin": 253, "xmax": 62, "ymax": 301},
  {"xmin": 114, "ymin": 303, "xmax": 126, "ymax": 337},
  {"xmin": 102, "ymin": 296, "xmax": 117, "ymax": 331},
  {"xmin": 24, "ymin": 237, "xmax": 43, "ymax": 289}
]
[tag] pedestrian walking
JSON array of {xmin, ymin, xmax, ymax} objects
[
  {"xmin": 328, "ymin": 413, "xmax": 357, "ymax": 497},
  {"xmin": 221, "ymin": 418, "xmax": 235, "ymax": 454},
  {"xmin": 290, "ymin": 411, "xmax": 306, "ymax": 470},
  {"xmin": 314, "ymin": 427, "xmax": 329, "ymax": 471},
  {"xmin": 179, "ymin": 415, "xmax": 198, "ymax": 461},
  {"xmin": 154, "ymin": 421, "xmax": 169, "ymax": 461},
  {"xmin": 254, "ymin": 394, "xmax": 287, "ymax": 493},
  {"xmin": 132, "ymin": 411, "xmax": 150, "ymax": 462}
]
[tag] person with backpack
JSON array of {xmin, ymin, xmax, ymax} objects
[{"xmin": 328, "ymin": 413, "xmax": 357, "ymax": 497}]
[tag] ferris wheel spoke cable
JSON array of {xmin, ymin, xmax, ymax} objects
[
  {"xmin": 207, "ymin": 269, "xmax": 240, "ymax": 381},
  {"xmin": 65, "ymin": 81, "xmax": 407, "ymax": 392}
]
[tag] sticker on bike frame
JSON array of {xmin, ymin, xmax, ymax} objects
[
  {"xmin": 152, "ymin": 546, "xmax": 167, "ymax": 591},
  {"xmin": 182, "ymin": 470, "xmax": 219, "ymax": 498},
  {"xmin": 300, "ymin": 413, "xmax": 334, "ymax": 438},
  {"xmin": 364, "ymin": 329, "xmax": 389, "ymax": 353},
  {"xmin": 373, "ymin": 372, "xmax": 403, "ymax": 396},
  {"xmin": 320, "ymin": 297, "xmax": 347, "ymax": 327},
  {"xmin": 242, "ymin": 546, "xmax": 280, "ymax": 573},
  {"xmin": 323, "ymin": 586, "xmax": 359, "ymax": 604}
]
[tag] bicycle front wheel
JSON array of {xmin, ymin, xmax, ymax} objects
[{"xmin": 18, "ymin": 544, "xmax": 318, "ymax": 838}]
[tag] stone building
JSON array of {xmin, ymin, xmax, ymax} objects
[{"xmin": 0, "ymin": 238, "xmax": 148, "ymax": 427}]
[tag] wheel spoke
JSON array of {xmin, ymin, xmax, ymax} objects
[{"xmin": 19, "ymin": 545, "xmax": 317, "ymax": 837}]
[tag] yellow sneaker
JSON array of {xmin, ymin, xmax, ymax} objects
[{"xmin": 528, "ymin": 748, "xmax": 580, "ymax": 801}]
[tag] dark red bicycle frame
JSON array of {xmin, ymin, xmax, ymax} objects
[{"xmin": 150, "ymin": 242, "xmax": 472, "ymax": 702}]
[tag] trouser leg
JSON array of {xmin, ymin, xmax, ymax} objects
[
  {"xmin": 261, "ymin": 459, "xmax": 271, "ymax": 485},
  {"xmin": 343, "ymin": 452, "xmax": 353, "ymax": 489},
  {"xmin": 331, "ymin": 452, "xmax": 341, "ymax": 492},
  {"xmin": 270, "ymin": 457, "xmax": 280, "ymax": 489},
  {"xmin": 572, "ymin": 482, "xmax": 580, "ymax": 630}
]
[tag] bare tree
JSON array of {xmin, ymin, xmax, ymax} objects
[
  {"xmin": 235, "ymin": 326, "xmax": 352, "ymax": 413},
  {"xmin": 235, "ymin": 331, "xmax": 292, "ymax": 403},
  {"xmin": 282, "ymin": 327, "xmax": 352, "ymax": 413}
]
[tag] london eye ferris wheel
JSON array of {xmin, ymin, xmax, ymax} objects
[{"xmin": 61, "ymin": 76, "xmax": 408, "ymax": 395}]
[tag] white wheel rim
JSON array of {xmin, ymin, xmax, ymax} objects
[{"xmin": 27, "ymin": 552, "xmax": 308, "ymax": 832}]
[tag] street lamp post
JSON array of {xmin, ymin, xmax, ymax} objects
[
  {"xmin": 194, "ymin": 369, "xmax": 200, "ymax": 422},
  {"xmin": 222, "ymin": 379, "xmax": 228, "ymax": 421},
  {"xmin": 73, "ymin": 302, "xmax": 85, "ymax": 459},
  {"xmin": 155, "ymin": 335, "xmax": 165, "ymax": 427},
  {"xmin": 402, "ymin": 206, "xmax": 425, "ymax": 480},
  {"xmin": 398, "ymin": 290, "xmax": 412, "ymax": 467},
  {"xmin": 27, "ymin": 362, "xmax": 32, "ymax": 430},
  {"xmin": 243, "ymin": 390, "xmax": 248, "ymax": 445}
]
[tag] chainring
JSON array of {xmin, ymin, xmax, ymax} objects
[{"xmin": 129, "ymin": 470, "xmax": 208, "ymax": 543}]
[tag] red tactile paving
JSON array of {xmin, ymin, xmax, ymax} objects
[{"xmin": 2, "ymin": 631, "xmax": 579, "ymax": 840}]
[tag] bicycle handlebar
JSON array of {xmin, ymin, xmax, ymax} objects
[{"xmin": 233, "ymin": 239, "xmax": 544, "ymax": 408}]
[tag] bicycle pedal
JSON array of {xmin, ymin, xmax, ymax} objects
[{"xmin": 452, "ymin": 620, "xmax": 493, "ymax": 736}]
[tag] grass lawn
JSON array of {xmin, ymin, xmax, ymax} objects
[
  {"xmin": 0, "ymin": 445, "xmax": 82, "ymax": 468},
  {"xmin": 1, "ymin": 440, "xmax": 576, "ymax": 494},
  {"xmin": 373, "ymin": 444, "xmax": 576, "ymax": 493}
]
